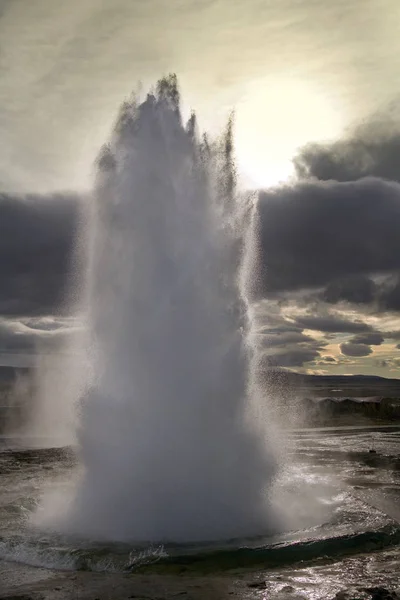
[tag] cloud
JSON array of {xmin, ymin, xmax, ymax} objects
[
  {"xmin": 261, "ymin": 346, "xmax": 321, "ymax": 368},
  {"xmin": 293, "ymin": 314, "xmax": 372, "ymax": 334},
  {"xmin": 0, "ymin": 192, "xmax": 80, "ymax": 316},
  {"xmin": 318, "ymin": 274, "xmax": 400, "ymax": 312},
  {"xmin": 251, "ymin": 113, "xmax": 400, "ymax": 330},
  {"xmin": 253, "ymin": 304, "xmax": 327, "ymax": 368},
  {"xmin": 319, "ymin": 355, "xmax": 336, "ymax": 363},
  {"xmin": 1, "ymin": 104, "xmax": 400, "ymax": 375},
  {"xmin": 256, "ymin": 177, "xmax": 400, "ymax": 297},
  {"xmin": 320, "ymin": 276, "xmax": 377, "ymax": 305},
  {"xmin": 340, "ymin": 342, "xmax": 373, "ymax": 357},
  {"xmin": 293, "ymin": 110, "xmax": 400, "ymax": 183},
  {"xmin": 20, "ymin": 317, "xmax": 70, "ymax": 332},
  {"xmin": 0, "ymin": 317, "xmax": 81, "ymax": 356},
  {"xmin": 259, "ymin": 331, "xmax": 315, "ymax": 347},
  {"xmin": 378, "ymin": 275, "xmax": 400, "ymax": 311},
  {"xmin": 376, "ymin": 359, "xmax": 389, "ymax": 368},
  {"xmin": 350, "ymin": 332, "xmax": 384, "ymax": 346},
  {"xmin": 256, "ymin": 113, "xmax": 400, "ymax": 323},
  {"xmin": 375, "ymin": 357, "xmax": 400, "ymax": 369}
]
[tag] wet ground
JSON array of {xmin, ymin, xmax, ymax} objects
[{"xmin": 1, "ymin": 426, "xmax": 399, "ymax": 599}]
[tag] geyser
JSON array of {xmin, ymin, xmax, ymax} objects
[{"xmin": 70, "ymin": 75, "xmax": 277, "ymax": 542}]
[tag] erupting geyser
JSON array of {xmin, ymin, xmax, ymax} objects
[{"xmin": 70, "ymin": 75, "xmax": 277, "ymax": 542}]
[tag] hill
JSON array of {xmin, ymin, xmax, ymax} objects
[{"xmin": 263, "ymin": 370, "xmax": 400, "ymax": 398}]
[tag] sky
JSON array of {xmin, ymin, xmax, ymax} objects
[{"xmin": 1, "ymin": 0, "xmax": 400, "ymax": 377}]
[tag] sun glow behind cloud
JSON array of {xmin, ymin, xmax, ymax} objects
[{"xmin": 235, "ymin": 77, "xmax": 344, "ymax": 189}]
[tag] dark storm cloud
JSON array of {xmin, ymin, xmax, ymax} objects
[
  {"xmin": 338, "ymin": 331, "xmax": 384, "ymax": 359},
  {"xmin": 378, "ymin": 275, "xmax": 400, "ymax": 311},
  {"xmin": 256, "ymin": 107, "xmax": 400, "ymax": 311},
  {"xmin": 0, "ymin": 192, "xmax": 80, "ymax": 316},
  {"xmin": 340, "ymin": 342, "xmax": 373, "ymax": 357},
  {"xmin": 293, "ymin": 314, "xmax": 372, "ymax": 334},
  {"xmin": 259, "ymin": 331, "xmax": 315, "ymax": 347},
  {"xmin": 2, "ymin": 114, "xmax": 400, "ymax": 325},
  {"xmin": 350, "ymin": 332, "xmax": 384, "ymax": 346},
  {"xmin": 257, "ymin": 177, "xmax": 400, "ymax": 296},
  {"xmin": 320, "ymin": 276, "xmax": 377, "ymax": 305},
  {"xmin": 254, "ymin": 307, "xmax": 327, "ymax": 368},
  {"xmin": 261, "ymin": 346, "xmax": 321, "ymax": 368},
  {"xmin": 319, "ymin": 274, "xmax": 400, "ymax": 311},
  {"xmin": 259, "ymin": 111, "xmax": 400, "ymax": 315},
  {"xmin": 294, "ymin": 110, "xmax": 400, "ymax": 183},
  {"xmin": 257, "ymin": 320, "xmax": 301, "ymax": 335}
]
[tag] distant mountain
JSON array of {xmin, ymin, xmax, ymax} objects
[
  {"xmin": 263, "ymin": 370, "xmax": 400, "ymax": 398},
  {"xmin": 1, "ymin": 364, "xmax": 399, "ymax": 398}
]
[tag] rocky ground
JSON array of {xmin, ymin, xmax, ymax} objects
[{"xmin": 1, "ymin": 549, "xmax": 400, "ymax": 600}]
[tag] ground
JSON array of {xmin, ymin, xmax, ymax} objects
[{"xmin": 1, "ymin": 553, "xmax": 400, "ymax": 600}]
